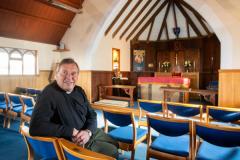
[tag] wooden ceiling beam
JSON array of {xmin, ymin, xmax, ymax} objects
[
  {"xmin": 179, "ymin": 0, "xmax": 211, "ymax": 35},
  {"xmin": 175, "ymin": 1, "xmax": 202, "ymax": 36},
  {"xmin": 172, "ymin": 2, "xmax": 177, "ymax": 28},
  {"xmin": 186, "ymin": 19, "xmax": 190, "ymax": 38},
  {"xmin": 112, "ymin": 0, "xmax": 142, "ymax": 38},
  {"xmin": 119, "ymin": 0, "xmax": 152, "ymax": 40},
  {"xmin": 129, "ymin": 0, "xmax": 168, "ymax": 41},
  {"xmin": 0, "ymin": 7, "xmax": 69, "ymax": 28},
  {"xmin": 165, "ymin": 22, "xmax": 169, "ymax": 40},
  {"xmin": 104, "ymin": 0, "xmax": 132, "ymax": 36},
  {"xmin": 147, "ymin": 21, "xmax": 154, "ymax": 42},
  {"xmin": 157, "ymin": 0, "xmax": 171, "ymax": 41}
]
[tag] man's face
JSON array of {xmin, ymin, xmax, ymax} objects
[{"xmin": 55, "ymin": 63, "xmax": 79, "ymax": 92}]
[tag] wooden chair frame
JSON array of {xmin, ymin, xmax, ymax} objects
[
  {"xmin": 21, "ymin": 126, "xmax": 63, "ymax": 160},
  {"xmin": 146, "ymin": 114, "xmax": 193, "ymax": 160},
  {"xmin": 103, "ymin": 107, "xmax": 147, "ymax": 160},
  {"xmin": 58, "ymin": 138, "xmax": 115, "ymax": 160},
  {"xmin": 20, "ymin": 95, "xmax": 35, "ymax": 130}
]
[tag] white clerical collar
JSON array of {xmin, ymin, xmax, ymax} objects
[{"xmin": 66, "ymin": 91, "xmax": 72, "ymax": 94}]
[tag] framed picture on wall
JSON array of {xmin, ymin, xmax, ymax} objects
[{"xmin": 133, "ymin": 50, "xmax": 145, "ymax": 71}]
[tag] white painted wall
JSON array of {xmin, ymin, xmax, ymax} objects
[
  {"xmin": 62, "ymin": 0, "xmax": 240, "ymax": 71},
  {"xmin": 0, "ymin": 37, "xmax": 59, "ymax": 70}
]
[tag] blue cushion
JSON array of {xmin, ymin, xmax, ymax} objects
[
  {"xmin": 64, "ymin": 150, "xmax": 83, "ymax": 160},
  {"xmin": 109, "ymin": 126, "xmax": 147, "ymax": 143},
  {"xmin": 12, "ymin": 106, "xmax": 23, "ymax": 113},
  {"xmin": 150, "ymin": 134, "xmax": 190, "ymax": 157},
  {"xmin": 196, "ymin": 141, "xmax": 240, "ymax": 160},
  {"xmin": 25, "ymin": 109, "xmax": 33, "ymax": 116},
  {"xmin": 0, "ymin": 102, "xmax": 7, "ymax": 109}
]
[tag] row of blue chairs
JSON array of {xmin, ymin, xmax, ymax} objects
[
  {"xmin": 100, "ymin": 105, "xmax": 240, "ymax": 160},
  {"xmin": 21, "ymin": 126, "xmax": 115, "ymax": 160},
  {"xmin": 0, "ymin": 92, "xmax": 35, "ymax": 130},
  {"xmin": 138, "ymin": 99, "xmax": 240, "ymax": 126}
]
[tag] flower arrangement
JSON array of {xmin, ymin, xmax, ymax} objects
[
  {"xmin": 161, "ymin": 61, "xmax": 171, "ymax": 72},
  {"xmin": 184, "ymin": 60, "xmax": 192, "ymax": 72}
]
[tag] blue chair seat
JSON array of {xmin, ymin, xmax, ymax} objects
[
  {"xmin": 151, "ymin": 134, "xmax": 190, "ymax": 157},
  {"xmin": 109, "ymin": 126, "xmax": 147, "ymax": 143},
  {"xmin": 12, "ymin": 106, "xmax": 23, "ymax": 113},
  {"xmin": 196, "ymin": 141, "xmax": 240, "ymax": 160},
  {"xmin": 0, "ymin": 102, "xmax": 7, "ymax": 109},
  {"xmin": 25, "ymin": 109, "xmax": 33, "ymax": 117}
]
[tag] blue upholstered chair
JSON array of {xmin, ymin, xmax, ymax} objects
[
  {"xmin": 166, "ymin": 102, "xmax": 203, "ymax": 121},
  {"xmin": 20, "ymin": 95, "xmax": 35, "ymax": 128},
  {"xmin": 194, "ymin": 122, "xmax": 240, "ymax": 160},
  {"xmin": 206, "ymin": 105, "xmax": 240, "ymax": 126},
  {"xmin": 138, "ymin": 99, "xmax": 164, "ymax": 126},
  {"xmin": 146, "ymin": 114, "xmax": 193, "ymax": 160},
  {"xmin": 102, "ymin": 107, "xmax": 147, "ymax": 160},
  {"xmin": 0, "ymin": 92, "xmax": 9, "ymax": 127},
  {"xmin": 6, "ymin": 93, "xmax": 23, "ymax": 128},
  {"xmin": 21, "ymin": 126, "xmax": 63, "ymax": 160},
  {"xmin": 58, "ymin": 138, "xmax": 115, "ymax": 160}
]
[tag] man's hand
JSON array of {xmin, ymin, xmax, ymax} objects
[{"xmin": 72, "ymin": 129, "xmax": 91, "ymax": 146}]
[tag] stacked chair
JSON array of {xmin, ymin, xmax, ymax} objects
[{"xmin": 102, "ymin": 107, "xmax": 147, "ymax": 160}]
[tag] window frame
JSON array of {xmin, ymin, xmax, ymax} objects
[{"xmin": 0, "ymin": 47, "xmax": 38, "ymax": 76}]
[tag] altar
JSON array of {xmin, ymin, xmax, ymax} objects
[{"xmin": 138, "ymin": 77, "xmax": 190, "ymax": 101}]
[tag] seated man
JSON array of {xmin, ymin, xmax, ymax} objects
[{"xmin": 29, "ymin": 58, "xmax": 119, "ymax": 158}]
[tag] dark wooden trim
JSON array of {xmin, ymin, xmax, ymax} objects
[
  {"xmin": 175, "ymin": 1, "xmax": 202, "ymax": 36},
  {"xmin": 147, "ymin": 21, "xmax": 154, "ymax": 42},
  {"xmin": 104, "ymin": 0, "xmax": 132, "ymax": 36},
  {"xmin": 172, "ymin": 2, "xmax": 178, "ymax": 27},
  {"xmin": 112, "ymin": 0, "xmax": 142, "ymax": 38},
  {"xmin": 186, "ymin": 19, "xmax": 190, "ymax": 38},
  {"xmin": 179, "ymin": 0, "xmax": 210, "ymax": 35},
  {"xmin": 131, "ymin": 0, "xmax": 168, "ymax": 41},
  {"xmin": 0, "ymin": 8, "xmax": 69, "ymax": 28},
  {"xmin": 157, "ymin": 0, "xmax": 171, "ymax": 41},
  {"xmin": 165, "ymin": 22, "xmax": 169, "ymax": 40},
  {"xmin": 120, "ymin": 0, "xmax": 152, "ymax": 40},
  {"xmin": 125, "ymin": 0, "xmax": 161, "ymax": 41}
]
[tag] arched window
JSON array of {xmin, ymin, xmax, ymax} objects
[
  {"xmin": 0, "ymin": 47, "xmax": 37, "ymax": 75},
  {"xmin": 0, "ymin": 48, "xmax": 9, "ymax": 75}
]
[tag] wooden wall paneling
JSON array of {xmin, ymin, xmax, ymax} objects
[
  {"xmin": 77, "ymin": 71, "xmax": 92, "ymax": 101},
  {"xmin": 0, "ymin": 70, "xmax": 50, "ymax": 93},
  {"xmin": 219, "ymin": 70, "xmax": 240, "ymax": 107},
  {"xmin": 91, "ymin": 71, "xmax": 112, "ymax": 102}
]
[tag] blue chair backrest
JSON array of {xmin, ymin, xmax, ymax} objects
[
  {"xmin": 138, "ymin": 100, "xmax": 163, "ymax": 113},
  {"xmin": 8, "ymin": 94, "xmax": 21, "ymax": 104},
  {"xmin": 0, "ymin": 92, "xmax": 6, "ymax": 102},
  {"xmin": 208, "ymin": 107, "xmax": 240, "ymax": 122},
  {"xmin": 22, "ymin": 96, "xmax": 34, "ymax": 108},
  {"xmin": 26, "ymin": 137, "xmax": 58, "ymax": 159},
  {"xmin": 196, "ymin": 123, "xmax": 240, "ymax": 147},
  {"xmin": 148, "ymin": 116, "xmax": 190, "ymax": 136},
  {"xmin": 103, "ymin": 110, "xmax": 132, "ymax": 127},
  {"xmin": 167, "ymin": 103, "xmax": 201, "ymax": 117},
  {"xmin": 0, "ymin": 92, "xmax": 8, "ymax": 109},
  {"xmin": 64, "ymin": 150, "xmax": 83, "ymax": 160}
]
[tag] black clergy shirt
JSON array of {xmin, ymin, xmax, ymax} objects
[{"xmin": 29, "ymin": 81, "xmax": 97, "ymax": 139}]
